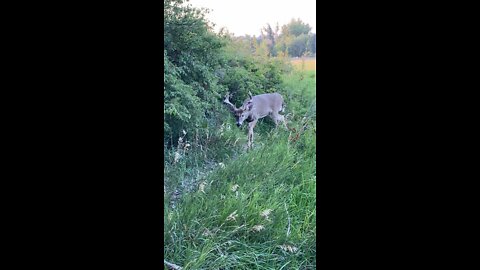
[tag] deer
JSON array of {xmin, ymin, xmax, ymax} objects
[{"xmin": 223, "ymin": 91, "xmax": 288, "ymax": 149}]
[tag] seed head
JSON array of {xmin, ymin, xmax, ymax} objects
[{"xmin": 251, "ymin": 225, "xmax": 265, "ymax": 232}]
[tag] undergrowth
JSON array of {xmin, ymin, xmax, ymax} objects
[{"xmin": 164, "ymin": 68, "xmax": 316, "ymax": 269}]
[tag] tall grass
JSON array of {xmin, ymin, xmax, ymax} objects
[
  {"xmin": 164, "ymin": 69, "xmax": 316, "ymax": 269},
  {"xmin": 290, "ymin": 57, "xmax": 316, "ymax": 71}
]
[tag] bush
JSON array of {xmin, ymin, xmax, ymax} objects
[
  {"xmin": 163, "ymin": 0, "xmax": 291, "ymax": 147},
  {"xmin": 164, "ymin": 0, "xmax": 226, "ymax": 145}
]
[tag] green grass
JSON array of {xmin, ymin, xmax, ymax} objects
[{"xmin": 164, "ymin": 69, "xmax": 316, "ymax": 269}]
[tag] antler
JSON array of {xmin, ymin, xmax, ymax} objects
[
  {"xmin": 243, "ymin": 91, "xmax": 254, "ymax": 110},
  {"xmin": 223, "ymin": 92, "xmax": 238, "ymax": 112}
]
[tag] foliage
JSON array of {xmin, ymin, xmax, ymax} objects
[
  {"xmin": 279, "ymin": 19, "xmax": 315, "ymax": 57},
  {"xmin": 219, "ymin": 41, "xmax": 287, "ymax": 104},
  {"xmin": 288, "ymin": 34, "xmax": 310, "ymax": 58},
  {"xmin": 164, "ymin": 0, "xmax": 227, "ymax": 143},
  {"xmin": 249, "ymin": 18, "xmax": 316, "ymax": 58},
  {"xmin": 164, "ymin": 69, "xmax": 316, "ymax": 269},
  {"xmin": 164, "ymin": 1, "xmax": 316, "ymax": 268},
  {"xmin": 164, "ymin": 0, "xmax": 293, "ymax": 144},
  {"xmin": 283, "ymin": 18, "xmax": 312, "ymax": 37},
  {"xmin": 308, "ymin": 33, "xmax": 316, "ymax": 55},
  {"xmin": 260, "ymin": 23, "xmax": 278, "ymax": 57}
]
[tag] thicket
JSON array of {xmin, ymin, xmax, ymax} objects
[{"xmin": 164, "ymin": 0, "xmax": 291, "ymax": 149}]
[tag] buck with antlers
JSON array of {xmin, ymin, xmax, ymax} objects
[{"xmin": 223, "ymin": 91, "xmax": 288, "ymax": 148}]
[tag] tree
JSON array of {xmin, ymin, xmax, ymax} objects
[
  {"xmin": 272, "ymin": 18, "xmax": 313, "ymax": 57},
  {"xmin": 288, "ymin": 34, "xmax": 309, "ymax": 57},
  {"xmin": 284, "ymin": 18, "xmax": 311, "ymax": 37},
  {"xmin": 261, "ymin": 23, "xmax": 277, "ymax": 57},
  {"xmin": 307, "ymin": 33, "xmax": 316, "ymax": 55}
]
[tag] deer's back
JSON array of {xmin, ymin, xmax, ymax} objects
[{"xmin": 251, "ymin": 93, "xmax": 284, "ymax": 116}]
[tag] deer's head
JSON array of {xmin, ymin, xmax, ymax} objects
[{"xmin": 223, "ymin": 92, "xmax": 254, "ymax": 127}]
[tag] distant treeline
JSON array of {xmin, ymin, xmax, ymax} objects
[{"xmin": 220, "ymin": 19, "xmax": 316, "ymax": 58}]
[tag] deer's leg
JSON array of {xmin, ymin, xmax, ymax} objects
[
  {"xmin": 247, "ymin": 119, "xmax": 257, "ymax": 148},
  {"xmin": 270, "ymin": 113, "xmax": 279, "ymax": 127},
  {"xmin": 281, "ymin": 114, "xmax": 288, "ymax": 129},
  {"xmin": 271, "ymin": 112, "xmax": 288, "ymax": 130}
]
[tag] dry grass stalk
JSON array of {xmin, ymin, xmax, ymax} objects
[
  {"xmin": 164, "ymin": 259, "xmax": 182, "ymax": 270},
  {"xmin": 260, "ymin": 209, "xmax": 273, "ymax": 221},
  {"xmin": 251, "ymin": 225, "xmax": 265, "ymax": 232},
  {"xmin": 202, "ymin": 228, "xmax": 214, "ymax": 237},
  {"xmin": 198, "ymin": 181, "xmax": 207, "ymax": 193},
  {"xmin": 231, "ymin": 184, "xmax": 239, "ymax": 192},
  {"xmin": 226, "ymin": 210, "xmax": 238, "ymax": 221}
]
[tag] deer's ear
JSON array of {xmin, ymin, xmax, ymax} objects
[{"xmin": 246, "ymin": 101, "xmax": 254, "ymax": 111}]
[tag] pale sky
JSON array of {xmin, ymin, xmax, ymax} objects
[{"xmin": 188, "ymin": 0, "xmax": 316, "ymax": 37}]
